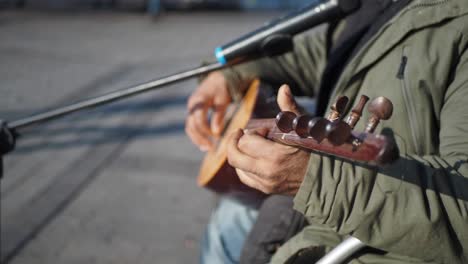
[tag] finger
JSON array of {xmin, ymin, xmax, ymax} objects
[
  {"xmin": 236, "ymin": 169, "xmax": 273, "ymax": 194},
  {"xmin": 237, "ymin": 132, "xmax": 294, "ymax": 160},
  {"xmin": 192, "ymin": 104, "xmax": 213, "ymax": 137},
  {"xmin": 187, "ymin": 92, "xmax": 208, "ymax": 110},
  {"xmin": 236, "ymin": 169, "xmax": 262, "ymax": 191},
  {"xmin": 187, "ymin": 99, "xmax": 205, "ymax": 114},
  {"xmin": 210, "ymin": 104, "xmax": 228, "ymax": 136},
  {"xmin": 226, "ymin": 129, "xmax": 259, "ymax": 172},
  {"xmin": 243, "ymin": 127, "xmax": 269, "ymax": 137},
  {"xmin": 277, "ymin": 84, "xmax": 304, "ymax": 115},
  {"xmin": 187, "ymin": 95, "xmax": 213, "ymax": 136},
  {"xmin": 211, "ymin": 88, "xmax": 231, "ymax": 135},
  {"xmin": 236, "ymin": 169, "xmax": 276, "ymax": 194},
  {"xmin": 185, "ymin": 117, "xmax": 213, "ymax": 151}
]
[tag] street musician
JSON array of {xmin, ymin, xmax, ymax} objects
[{"xmin": 186, "ymin": 0, "xmax": 468, "ymax": 263}]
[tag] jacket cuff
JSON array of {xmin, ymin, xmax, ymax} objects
[
  {"xmin": 197, "ymin": 61, "xmax": 252, "ymax": 102},
  {"xmin": 221, "ymin": 67, "xmax": 252, "ymax": 102}
]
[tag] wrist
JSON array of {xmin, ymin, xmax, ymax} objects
[{"xmin": 221, "ymin": 68, "xmax": 253, "ymax": 102}]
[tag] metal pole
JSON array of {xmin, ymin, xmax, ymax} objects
[
  {"xmin": 315, "ymin": 237, "xmax": 367, "ymax": 264},
  {"xmin": 8, "ymin": 62, "xmax": 225, "ymax": 130}
]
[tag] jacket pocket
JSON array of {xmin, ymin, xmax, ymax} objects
[{"xmin": 398, "ymin": 46, "xmax": 423, "ymax": 155}]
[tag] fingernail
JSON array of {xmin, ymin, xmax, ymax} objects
[
  {"xmin": 213, "ymin": 125, "xmax": 220, "ymax": 135},
  {"xmin": 282, "ymin": 85, "xmax": 291, "ymax": 96}
]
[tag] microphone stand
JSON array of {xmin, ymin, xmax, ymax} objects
[
  {"xmin": 7, "ymin": 62, "xmax": 226, "ymax": 131},
  {"xmin": 0, "ymin": 0, "xmax": 359, "ymax": 178},
  {"xmin": 0, "ymin": 62, "xmax": 226, "ymax": 181},
  {"xmin": 0, "ymin": 120, "xmax": 16, "ymax": 179},
  {"xmin": 6, "ymin": 0, "xmax": 356, "ymax": 131}
]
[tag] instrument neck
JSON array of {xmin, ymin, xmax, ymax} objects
[{"xmin": 245, "ymin": 118, "xmax": 276, "ymax": 131}]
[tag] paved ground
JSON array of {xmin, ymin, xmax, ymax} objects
[{"xmin": 0, "ymin": 10, "xmax": 277, "ymax": 263}]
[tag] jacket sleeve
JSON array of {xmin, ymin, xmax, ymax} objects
[
  {"xmin": 220, "ymin": 27, "xmax": 329, "ymax": 101},
  {"xmin": 293, "ymin": 49, "xmax": 468, "ymax": 263}
]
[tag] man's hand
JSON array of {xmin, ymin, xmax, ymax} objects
[
  {"xmin": 227, "ymin": 85, "xmax": 310, "ymax": 195},
  {"xmin": 185, "ymin": 72, "xmax": 231, "ymax": 151}
]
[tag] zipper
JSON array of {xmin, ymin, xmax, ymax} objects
[
  {"xmin": 397, "ymin": 56, "xmax": 407, "ymax": 79},
  {"xmin": 397, "ymin": 48, "xmax": 423, "ymax": 155}
]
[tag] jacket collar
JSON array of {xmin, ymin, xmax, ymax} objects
[{"xmin": 332, "ymin": 0, "xmax": 468, "ymax": 96}]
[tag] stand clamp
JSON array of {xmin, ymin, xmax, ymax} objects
[{"xmin": 0, "ymin": 120, "xmax": 17, "ymax": 179}]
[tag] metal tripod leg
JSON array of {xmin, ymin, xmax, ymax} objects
[{"xmin": 315, "ymin": 236, "xmax": 366, "ymax": 264}]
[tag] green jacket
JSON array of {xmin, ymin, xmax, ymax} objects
[{"xmin": 222, "ymin": 0, "xmax": 468, "ymax": 263}]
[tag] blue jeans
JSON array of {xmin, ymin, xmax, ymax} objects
[{"xmin": 200, "ymin": 198, "xmax": 258, "ymax": 264}]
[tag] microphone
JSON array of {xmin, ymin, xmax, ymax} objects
[{"xmin": 215, "ymin": 0, "xmax": 360, "ymax": 65}]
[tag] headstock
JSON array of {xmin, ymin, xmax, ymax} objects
[{"xmin": 270, "ymin": 95, "xmax": 398, "ymax": 166}]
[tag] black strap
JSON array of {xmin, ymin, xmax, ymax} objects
[{"xmin": 239, "ymin": 195, "xmax": 308, "ymax": 264}]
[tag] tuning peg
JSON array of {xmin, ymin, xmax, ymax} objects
[
  {"xmin": 325, "ymin": 120, "xmax": 352, "ymax": 146},
  {"xmin": 310, "ymin": 96, "xmax": 350, "ymax": 145},
  {"xmin": 276, "ymin": 111, "xmax": 297, "ymax": 133},
  {"xmin": 308, "ymin": 117, "xmax": 329, "ymax": 142},
  {"xmin": 365, "ymin": 97, "xmax": 393, "ymax": 133},
  {"xmin": 327, "ymin": 96, "xmax": 349, "ymax": 121},
  {"xmin": 330, "ymin": 95, "xmax": 369, "ymax": 146},
  {"xmin": 293, "ymin": 114, "xmax": 314, "ymax": 138},
  {"xmin": 346, "ymin": 95, "xmax": 369, "ymax": 129},
  {"xmin": 307, "ymin": 96, "xmax": 349, "ymax": 142}
]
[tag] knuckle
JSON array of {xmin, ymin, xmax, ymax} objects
[
  {"xmin": 262, "ymin": 184, "xmax": 274, "ymax": 194},
  {"xmin": 264, "ymin": 176, "xmax": 283, "ymax": 194},
  {"xmin": 263, "ymin": 165, "xmax": 277, "ymax": 177},
  {"xmin": 194, "ymin": 119, "xmax": 209, "ymax": 133},
  {"xmin": 277, "ymin": 145, "xmax": 293, "ymax": 155},
  {"xmin": 238, "ymin": 173, "xmax": 249, "ymax": 185},
  {"xmin": 271, "ymin": 154, "xmax": 283, "ymax": 164},
  {"xmin": 187, "ymin": 94, "xmax": 201, "ymax": 106},
  {"xmin": 270, "ymin": 183, "xmax": 282, "ymax": 193},
  {"xmin": 227, "ymin": 156, "xmax": 234, "ymax": 167},
  {"xmin": 226, "ymin": 149, "xmax": 237, "ymax": 167},
  {"xmin": 258, "ymin": 185, "xmax": 269, "ymax": 194},
  {"xmin": 237, "ymin": 137, "xmax": 248, "ymax": 150},
  {"xmin": 265, "ymin": 179, "xmax": 278, "ymax": 191}
]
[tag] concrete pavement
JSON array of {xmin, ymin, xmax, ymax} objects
[{"xmin": 0, "ymin": 11, "xmax": 276, "ymax": 263}]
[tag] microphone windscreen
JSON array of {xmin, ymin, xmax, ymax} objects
[{"xmin": 215, "ymin": 0, "xmax": 362, "ymax": 65}]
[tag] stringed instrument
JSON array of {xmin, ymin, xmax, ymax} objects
[{"xmin": 197, "ymin": 79, "xmax": 399, "ymax": 206}]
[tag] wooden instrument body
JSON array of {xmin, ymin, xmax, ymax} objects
[{"xmin": 197, "ymin": 80, "xmax": 276, "ymax": 207}]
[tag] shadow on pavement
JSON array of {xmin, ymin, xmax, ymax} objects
[{"xmin": 12, "ymin": 94, "xmax": 188, "ymax": 153}]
